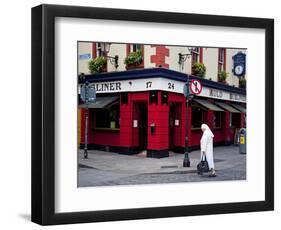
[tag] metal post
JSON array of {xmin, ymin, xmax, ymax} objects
[
  {"xmin": 84, "ymin": 109, "xmax": 89, "ymax": 159},
  {"xmin": 178, "ymin": 51, "xmax": 196, "ymax": 167},
  {"xmin": 183, "ymin": 75, "xmax": 191, "ymax": 167},
  {"xmin": 84, "ymin": 81, "xmax": 89, "ymax": 159}
]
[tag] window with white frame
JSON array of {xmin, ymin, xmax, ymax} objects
[
  {"xmin": 218, "ymin": 48, "xmax": 226, "ymax": 72},
  {"xmin": 191, "ymin": 47, "xmax": 200, "ymax": 65},
  {"xmin": 96, "ymin": 42, "xmax": 103, "ymax": 57},
  {"xmin": 191, "ymin": 48, "xmax": 201, "ymax": 75},
  {"xmin": 131, "ymin": 44, "xmax": 142, "ymax": 52}
]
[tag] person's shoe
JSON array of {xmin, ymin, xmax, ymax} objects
[{"xmin": 208, "ymin": 173, "xmax": 217, "ymax": 177}]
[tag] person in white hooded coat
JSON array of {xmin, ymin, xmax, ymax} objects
[{"xmin": 200, "ymin": 124, "xmax": 216, "ymax": 177}]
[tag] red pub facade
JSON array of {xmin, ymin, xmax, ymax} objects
[{"xmin": 79, "ymin": 68, "xmax": 246, "ymax": 158}]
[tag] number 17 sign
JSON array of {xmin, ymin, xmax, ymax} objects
[{"xmin": 190, "ymin": 79, "xmax": 202, "ymax": 95}]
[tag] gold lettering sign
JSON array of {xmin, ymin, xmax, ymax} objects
[
  {"xmin": 229, "ymin": 93, "xmax": 246, "ymax": 102},
  {"xmin": 209, "ymin": 89, "xmax": 223, "ymax": 98}
]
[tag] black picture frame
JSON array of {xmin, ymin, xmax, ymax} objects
[{"xmin": 31, "ymin": 4, "xmax": 274, "ymax": 225}]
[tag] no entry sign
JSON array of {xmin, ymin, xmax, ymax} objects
[{"xmin": 190, "ymin": 79, "xmax": 202, "ymax": 95}]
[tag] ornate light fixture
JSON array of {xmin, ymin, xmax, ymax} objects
[
  {"xmin": 100, "ymin": 43, "xmax": 119, "ymax": 70},
  {"xmin": 178, "ymin": 47, "xmax": 198, "ymax": 65}
]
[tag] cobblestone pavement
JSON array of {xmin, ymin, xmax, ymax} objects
[{"xmin": 78, "ymin": 145, "xmax": 246, "ymax": 187}]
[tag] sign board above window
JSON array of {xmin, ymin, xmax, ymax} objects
[{"xmin": 82, "ymin": 77, "xmax": 246, "ymax": 103}]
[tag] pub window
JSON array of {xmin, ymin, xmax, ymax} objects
[
  {"xmin": 218, "ymin": 48, "xmax": 226, "ymax": 73},
  {"xmin": 161, "ymin": 91, "xmax": 168, "ymax": 105},
  {"xmin": 191, "ymin": 48, "xmax": 200, "ymax": 66},
  {"xmin": 192, "ymin": 106, "xmax": 205, "ymax": 129},
  {"xmin": 96, "ymin": 42, "xmax": 103, "ymax": 57},
  {"xmin": 131, "ymin": 44, "xmax": 142, "ymax": 52},
  {"xmin": 213, "ymin": 111, "xmax": 222, "ymax": 128},
  {"xmin": 121, "ymin": 93, "xmax": 128, "ymax": 105},
  {"xmin": 232, "ymin": 113, "xmax": 241, "ymax": 128},
  {"xmin": 95, "ymin": 104, "xmax": 120, "ymax": 129},
  {"xmin": 149, "ymin": 91, "xmax": 158, "ymax": 105},
  {"xmin": 127, "ymin": 44, "xmax": 144, "ymax": 67}
]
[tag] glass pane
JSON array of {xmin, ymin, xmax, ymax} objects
[{"xmin": 192, "ymin": 107, "xmax": 203, "ymax": 128}]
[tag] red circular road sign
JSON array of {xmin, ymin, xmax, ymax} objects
[{"xmin": 190, "ymin": 79, "xmax": 202, "ymax": 95}]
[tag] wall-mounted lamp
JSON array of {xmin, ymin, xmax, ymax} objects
[
  {"xmin": 178, "ymin": 47, "xmax": 198, "ymax": 65},
  {"xmin": 100, "ymin": 43, "xmax": 119, "ymax": 70}
]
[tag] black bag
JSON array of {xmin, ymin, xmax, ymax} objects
[{"xmin": 197, "ymin": 153, "xmax": 209, "ymax": 175}]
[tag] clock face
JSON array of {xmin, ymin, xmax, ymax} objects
[{"xmin": 235, "ymin": 65, "xmax": 244, "ymax": 75}]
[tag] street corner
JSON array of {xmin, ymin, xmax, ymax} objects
[{"xmin": 78, "ymin": 145, "xmax": 246, "ymax": 187}]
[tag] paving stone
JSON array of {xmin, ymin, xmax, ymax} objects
[{"xmin": 78, "ymin": 145, "xmax": 246, "ymax": 187}]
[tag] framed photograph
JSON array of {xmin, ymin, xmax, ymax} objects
[{"xmin": 31, "ymin": 4, "xmax": 274, "ymax": 225}]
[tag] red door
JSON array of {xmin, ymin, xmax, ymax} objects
[{"xmin": 133, "ymin": 102, "xmax": 148, "ymax": 151}]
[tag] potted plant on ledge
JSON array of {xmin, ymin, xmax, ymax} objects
[
  {"xmin": 239, "ymin": 77, "xmax": 246, "ymax": 88},
  {"xmin": 124, "ymin": 50, "xmax": 143, "ymax": 70},
  {"xmin": 88, "ymin": 56, "xmax": 107, "ymax": 74},
  {"xmin": 192, "ymin": 62, "xmax": 206, "ymax": 78},
  {"xmin": 218, "ymin": 70, "xmax": 228, "ymax": 84}
]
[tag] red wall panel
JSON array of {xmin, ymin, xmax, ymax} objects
[
  {"xmin": 92, "ymin": 131, "xmax": 120, "ymax": 146},
  {"xmin": 213, "ymin": 129, "xmax": 225, "ymax": 143},
  {"xmin": 190, "ymin": 130, "xmax": 202, "ymax": 146},
  {"xmin": 120, "ymin": 101, "xmax": 133, "ymax": 146},
  {"xmin": 147, "ymin": 92, "xmax": 169, "ymax": 150},
  {"xmin": 132, "ymin": 101, "xmax": 140, "ymax": 147}
]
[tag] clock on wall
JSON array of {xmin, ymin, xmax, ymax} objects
[
  {"xmin": 234, "ymin": 65, "xmax": 244, "ymax": 75},
  {"xmin": 232, "ymin": 52, "xmax": 246, "ymax": 77}
]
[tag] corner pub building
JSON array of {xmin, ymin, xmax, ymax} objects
[{"xmin": 78, "ymin": 43, "xmax": 246, "ymax": 158}]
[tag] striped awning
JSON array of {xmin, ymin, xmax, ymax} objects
[
  {"xmin": 79, "ymin": 96, "xmax": 119, "ymax": 109},
  {"xmin": 193, "ymin": 99, "xmax": 224, "ymax": 112},
  {"xmin": 215, "ymin": 102, "xmax": 240, "ymax": 113},
  {"xmin": 231, "ymin": 104, "xmax": 246, "ymax": 113}
]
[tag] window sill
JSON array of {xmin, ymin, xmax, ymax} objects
[
  {"xmin": 125, "ymin": 62, "xmax": 144, "ymax": 70},
  {"xmin": 191, "ymin": 128, "xmax": 202, "ymax": 131}
]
